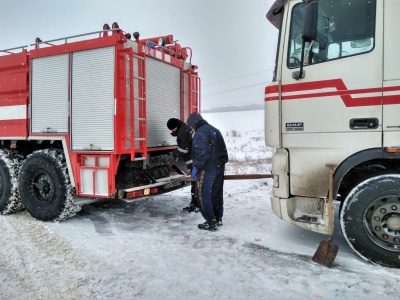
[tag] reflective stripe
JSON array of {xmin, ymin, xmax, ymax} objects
[
  {"xmin": 0, "ymin": 105, "xmax": 26, "ymax": 120},
  {"xmin": 197, "ymin": 170, "xmax": 205, "ymax": 211},
  {"xmin": 185, "ymin": 159, "xmax": 193, "ymax": 164},
  {"xmin": 177, "ymin": 146, "xmax": 189, "ymax": 153}
]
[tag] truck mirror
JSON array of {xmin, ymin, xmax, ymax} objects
[{"xmin": 302, "ymin": 1, "xmax": 318, "ymax": 42}]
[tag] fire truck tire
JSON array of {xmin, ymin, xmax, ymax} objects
[
  {"xmin": 340, "ymin": 173, "xmax": 400, "ymax": 268},
  {"xmin": 18, "ymin": 149, "xmax": 81, "ymax": 221},
  {"xmin": 0, "ymin": 149, "xmax": 24, "ymax": 214}
]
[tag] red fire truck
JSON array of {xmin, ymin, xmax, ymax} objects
[
  {"xmin": 0, "ymin": 23, "xmax": 200, "ymax": 222},
  {"xmin": 266, "ymin": 0, "xmax": 400, "ymax": 267}
]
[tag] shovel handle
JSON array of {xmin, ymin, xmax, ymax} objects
[{"xmin": 326, "ymin": 164, "xmax": 337, "ymax": 240}]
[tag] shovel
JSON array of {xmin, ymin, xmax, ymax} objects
[{"xmin": 312, "ymin": 163, "xmax": 339, "ymax": 268}]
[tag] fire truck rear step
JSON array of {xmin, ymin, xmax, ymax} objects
[{"xmin": 117, "ymin": 174, "xmax": 187, "ymax": 200}]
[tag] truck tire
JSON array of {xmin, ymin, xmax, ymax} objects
[
  {"xmin": 340, "ymin": 173, "xmax": 400, "ymax": 268},
  {"xmin": 18, "ymin": 149, "xmax": 81, "ymax": 221},
  {"xmin": 0, "ymin": 149, "xmax": 24, "ymax": 214}
]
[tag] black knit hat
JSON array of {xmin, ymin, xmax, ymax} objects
[{"xmin": 167, "ymin": 118, "xmax": 181, "ymax": 130}]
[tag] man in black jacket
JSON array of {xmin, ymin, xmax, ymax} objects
[
  {"xmin": 186, "ymin": 112, "xmax": 228, "ymax": 231},
  {"xmin": 167, "ymin": 118, "xmax": 198, "ymax": 212}
]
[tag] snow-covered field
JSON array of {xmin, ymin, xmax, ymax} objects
[{"xmin": 1, "ymin": 110, "xmax": 400, "ymax": 300}]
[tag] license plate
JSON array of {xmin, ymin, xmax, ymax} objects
[{"xmin": 164, "ymin": 181, "xmax": 181, "ymax": 189}]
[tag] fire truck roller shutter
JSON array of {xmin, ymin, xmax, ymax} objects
[
  {"xmin": 71, "ymin": 47, "xmax": 115, "ymax": 151},
  {"xmin": 145, "ymin": 57, "xmax": 181, "ymax": 148},
  {"xmin": 31, "ymin": 54, "xmax": 69, "ymax": 134}
]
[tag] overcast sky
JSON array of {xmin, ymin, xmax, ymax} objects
[{"xmin": 1, "ymin": 0, "xmax": 278, "ymax": 109}]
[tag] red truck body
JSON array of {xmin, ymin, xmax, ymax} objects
[{"xmin": 0, "ymin": 26, "xmax": 199, "ymax": 221}]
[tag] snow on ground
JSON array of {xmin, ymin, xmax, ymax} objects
[{"xmin": 1, "ymin": 110, "xmax": 400, "ymax": 300}]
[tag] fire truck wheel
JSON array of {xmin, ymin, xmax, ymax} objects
[
  {"xmin": 340, "ymin": 173, "xmax": 400, "ymax": 268},
  {"xmin": 0, "ymin": 149, "xmax": 24, "ymax": 214},
  {"xmin": 18, "ymin": 149, "xmax": 81, "ymax": 221}
]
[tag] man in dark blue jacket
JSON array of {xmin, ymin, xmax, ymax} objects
[
  {"xmin": 167, "ymin": 118, "xmax": 198, "ymax": 212},
  {"xmin": 186, "ymin": 112, "xmax": 228, "ymax": 231}
]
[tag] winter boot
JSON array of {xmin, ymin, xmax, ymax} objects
[
  {"xmin": 216, "ymin": 217, "xmax": 223, "ymax": 226},
  {"xmin": 198, "ymin": 219, "xmax": 218, "ymax": 231}
]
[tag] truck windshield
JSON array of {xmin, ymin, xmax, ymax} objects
[{"xmin": 287, "ymin": 0, "xmax": 376, "ymax": 69}]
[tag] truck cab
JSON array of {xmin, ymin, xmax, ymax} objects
[{"xmin": 265, "ymin": 0, "xmax": 400, "ymax": 267}]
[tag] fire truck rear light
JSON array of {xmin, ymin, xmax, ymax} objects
[
  {"xmin": 126, "ymin": 190, "xmax": 144, "ymax": 199},
  {"xmin": 385, "ymin": 147, "xmax": 400, "ymax": 153},
  {"xmin": 125, "ymin": 187, "xmax": 159, "ymax": 199},
  {"xmin": 273, "ymin": 174, "xmax": 279, "ymax": 188}
]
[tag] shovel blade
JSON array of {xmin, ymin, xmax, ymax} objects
[{"xmin": 312, "ymin": 240, "xmax": 339, "ymax": 268}]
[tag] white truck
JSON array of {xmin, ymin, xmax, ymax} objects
[{"xmin": 265, "ymin": 0, "xmax": 400, "ymax": 267}]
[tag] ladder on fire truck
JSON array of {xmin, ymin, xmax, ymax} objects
[
  {"xmin": 126, "ymin": 48, "xmax": 147, "ymax": 160},
  {"xmin": 190, "ymin": 72, "xmax": 200, "ymax": 113}
]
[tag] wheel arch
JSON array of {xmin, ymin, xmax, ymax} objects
[
  {"xmin": 334, "ymin": 148, "xmax": 400, "ymax": 203},
  {"xmin": 21, "ymin": 136, "xmax": 76, "ymax": 188}
]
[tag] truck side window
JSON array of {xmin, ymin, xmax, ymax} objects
[{"xmin": 287, "ymin": 0, "xmax": 376, "ymax": 69}]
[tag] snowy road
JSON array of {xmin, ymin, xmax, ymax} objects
[{"xmin": 1, "ymin": 179, "xmax": 400, "ymax": 300}]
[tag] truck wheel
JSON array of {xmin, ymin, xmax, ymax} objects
[
  {"xmin": 340, "ymin": 173, "xmax": 400, "ymax": 267},
  {"xmin": 0, "ymin": 149, "xmax": 24, "ymax": 214},
  {"xmin": 18, "ymin": 149, "xmax": 81, "ymax": 221}
]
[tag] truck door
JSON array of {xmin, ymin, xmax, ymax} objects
[
  {"xmin": 382, "ymin": 0, "xmax": 400, "ymax": 147},
  {"xmin": 71, "ymin": 46, "xmax": 115, "ymax": 151},
  {"xmin": 277, "ymin": 0, "xmax": 382, "ymax": 197}
]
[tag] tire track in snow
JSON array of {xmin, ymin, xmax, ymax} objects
[{"xmin": 0, "ymin": 212, "xmax": 95, "ymax": 299}]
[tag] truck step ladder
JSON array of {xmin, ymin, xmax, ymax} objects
[
  {"xmin": 189, "ymin": 73, "xmax": 200, "ymax": 114},
  {"xmin": 126, "ymin": 49, "xmax": 147, "ymax": 160}
]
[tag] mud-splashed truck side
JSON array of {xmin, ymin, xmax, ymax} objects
[
  {"xmin": 0, "ymin": 24, "xmax": 200, "ymax": 221},
  {"xmin": 265, "ymin": 0, "xmax": 400, "ymax": 268}
]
